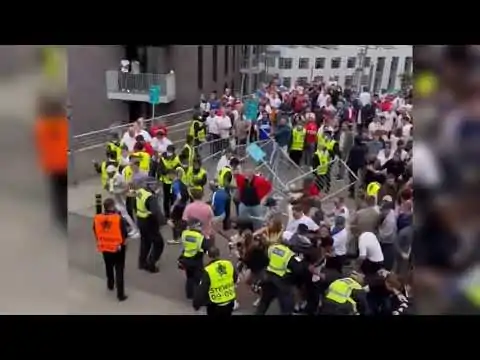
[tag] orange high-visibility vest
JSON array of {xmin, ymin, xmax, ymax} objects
[
  {"xmin": 35, "ymin": 116, "xmax": 68, "ymax": 174},
  {"xmin": 93, "ymin": 214, "xmax": 123, "ymax": 253}
]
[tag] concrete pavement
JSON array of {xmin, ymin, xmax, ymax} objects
[{"xmin": 68, "ymin": 178, "xmax": 261, "ymax": 315}]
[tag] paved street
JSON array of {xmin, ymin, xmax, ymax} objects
[{"xmin": 68, "ymin": 179, "xmax": 260, "ymax": 315}]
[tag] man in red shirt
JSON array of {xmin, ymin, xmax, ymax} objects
[
  {"xmin": 135, "ymin": 135, "xmax": 154, "ymax": 156},
  {"xmin": 304, "ymin": 115, "xmax": 318, "ymax": 167},
  {"xmin": 235, "ymin": 169, "xmax": 272, "ymax": 230}
]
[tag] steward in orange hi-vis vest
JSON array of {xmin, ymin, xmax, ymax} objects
[{"xmin": 93, "ymin": 213, "xmax": 123, "ymax": 253}]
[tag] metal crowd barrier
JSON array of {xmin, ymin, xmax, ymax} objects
[{"xmin": 69, "ymin": 109, "xmax": 195, "ymax": 184}]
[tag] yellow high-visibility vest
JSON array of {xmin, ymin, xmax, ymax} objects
[
  {"xmin": 315, "ymin": 150, "xmax": 330, "ymax": 175},
  {"xmin": 205, "ymin": 260, "xmax": 236, "ymax": 304},
  {"xmin": 266, "ymin": 244, "xmax": 294, "ymax": 277},
  {"xmin": 136, "ymin": 188, "xmax": 152, "ymax": 219},
  {"xmin": 291, "ymin": 128, "xmax": 306, "ymax": 151}
]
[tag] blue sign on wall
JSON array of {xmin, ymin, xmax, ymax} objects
[{"xmin": 149, "ymin": 85, "xmax": 161, "ymax": 104}]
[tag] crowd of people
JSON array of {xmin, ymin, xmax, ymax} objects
[{"xmin": 92, "ymin": 79, "xmax": 414, "ymax": 316}]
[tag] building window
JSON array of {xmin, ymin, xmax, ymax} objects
[
  {"xmin": 404, "ymin": 56, "xmax": 413, "ymax": 73},
  {"xmin": 344, "ymin": 75, "xmax": 353, "ymax": 87},
  {"xmin": 232, "ymin": 46, "xmax": 236, "ymax": 70},
  {"xmin": 298, "ymin": 57, "xmax": 309, "ymax": 69},
  {"xmin": 315, "ymin": 57, "xmax": 325, "ymax": 69},
  {"xmin": 279, "ymin": 57, "xmax": 293, "ymax": 69},
  {"xmin": 347, "ymin": 57, "xmax": 357, "ymax": 69},
  {"xmin": 212, "ymin": 45, "xmax": 218, "ymax": 82},
  {"xmin": 282, "ymin": 77, "xmax": 291, "ymax": 88},
  {"xmin": 224, "ymin": 45, "xmax": 229, "ymax": 75},
  {"xmin": 297, "ymin": 77, "xmax": 308, "ymax": 85},
  {"xmin": 333, "ymin": 76, "xmax": 339, "ymax": 83},
  {"xmin": 373, "ymin": 57, "xmax": 386, "ymax": 92},
  {"xmin": 266, "ymin": 56, "xmax": 276, "ymax": 68},
  {"xmin": 331, "ymin": 57, "xmax": 341, "ymax": 69},
  {"xmin": 364, "ymin": 57, "xmax": 371, "ymax": 67},
  {"xmin": 361, "ymin": 74, "xmax": 369, "ymax": 86},
  {"xmin": 314, "ymin": 75, "xmax": 324, "ymax": 83},
  {"xmin": 231, "ymin": 79, "xmax": 235, "ymax": 92},
  {"xmin": 197, "ymin": 46, "xmax": 203, "ymax": 90},
  {"xmin": 388, "ymin": 56, "xmax": 399, "ymax": 90}
]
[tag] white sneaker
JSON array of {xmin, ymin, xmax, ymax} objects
[
  {"xmin": 167, "ymin": 239, "xmax": 181, "ymax": 245},
  {"xmin": 253, "ymin": 298, "xmax": 261, "ymax": 307},
  {"xmin": 233, "ymin": 300, "xmax": 240, "ymax": 311},
  {"xmin": 128, "ymin": 230, "xmax": 140, "ymax": 239}
]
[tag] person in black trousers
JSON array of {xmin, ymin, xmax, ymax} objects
[
  {"xmin": 93, "ymin": 198, "xmax": 128, "ymax": 301},
  {"xmin": 135, "ymin": 178, "xmax": 165, "ymax": 273}
]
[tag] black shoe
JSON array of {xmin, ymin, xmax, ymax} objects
[
  {"xmin": 138, "ymin": 263, "xmax": 148, "ymax": 271},
  {"xmin": 117, "ymin": 295, "xmax": 128, "ymax": 302},
  {"xmin": 107, "ymin": 284, "xmax": 114, "ymax": 291},
  {"xmin": 146, "ymin": 265, "xmax": 159, "ymax": 273}
]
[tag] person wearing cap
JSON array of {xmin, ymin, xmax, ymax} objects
[
  {"xmin": 321, "ymin": 272, "xmax": 370, "ymax": 315},
  {"xmin": 106, "ymin": 133, "xmax": 122, "ymax": 163},
  {"xmin": 180, "ymin": 135, "xmax": 197, "ymax": 168},
  {"xmin": 92, "ymin": 198, "xmax": 129, "ymax": 301},
  {"xmin": 323, "ymin": 129, "xmax": 339, "ymax": 193},
  {"xmin": 255, "ymin": 237, "xmax": 304, "ymax": 315},
  {"xmin": 289, "ymin": 120, "xmax": 306, "ymax": 166},
  {"xmin": 158, "ymin": 144, "xmax": 181, "ymax": 219},
  {"xmin": 134, "ymin": 176, "xmax": 165, "ymax": 273},
  {"xmin": 193, "ymin": 246, "xmax": 238, "ymax": 316},
  {"xmin": 188, "ymin": 111, "xmax": 206, "ymax": 146},
  {"xmin": 186, "ymin": 158, "xmax": 207, "ymax": 194},
  {"xmin": 312, "ymin": 142, "xmax": 330, "ymax": 192},
  {"xmin": 178, "ymin": 218, "xmax": 212, "ymax": 300},
  {"xmin": 94, "ymin": 151, "xmax": 119, "ymax": 190},
  {"xmin": 326, "ymin": 216, "xmax": 349, "ymax": 274}
]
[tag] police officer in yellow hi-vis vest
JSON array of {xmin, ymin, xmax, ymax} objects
[
  {"xmin": 289, "ymin": 122, "xmax": 306, "ymax": 166},
  {"xmin": 255, "ymin": 240, "xmax": 303, "ymax": 315},
  {"xmin": 106, "ymin": 133, "xmax": 122, "ymax": 164},
  {"xmin": 323, "ymin": 129, "xmax": 340, "ymax": 193},
  {"xmin": 312, "ymin": 143, "xmax": 330, "ymax": 192},
  {"xmin": 131, "ymin": 142, "xmax": 151, "ymax": 174},
  {"xmin": 189, "ymin": 114, "xmax": 206, "ymax": 146},
  {"xmin": 321, "ymin": 271, "xmax": 370, "ymax": 315},
  {"xmin": 193, "ymin": 246, "xmax": 238, "ymax": 316},
  {"xmin": 134, "ymin": 177, "xmax": 165, "ymax": 273},
  {"xmin": 186, "ymin": 159, "xmax": 207, "ymax": 193},
  {"xmin": 180, "ymin": 135, "xmax": 197, "ymax": 168},
  {"xmin": 178, "ymin": 218, "xmax": 212, "ymax": 300},
  {"xmin": 94, "ymin": 152, "xmax": 119, "ymax": 190},
  {"xmin": 215, "ymin": 157, "xmax": 240, "ymax": 230},
  {"xmin": 158, "ymin": 144, "xmax": 181, "ymax": 219}
]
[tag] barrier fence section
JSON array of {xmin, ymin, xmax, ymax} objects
[{"xmin": 69, "ymin": 108, "xmax": 195, "ymax": 184}]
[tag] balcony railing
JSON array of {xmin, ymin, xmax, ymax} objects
[
  {"xmin": 105, "ymin": 70, "xmax": 176, "ymax": 103},
  {"xmin": 239, "ymin": 57, "xmax": 266, "ymax": 74}
]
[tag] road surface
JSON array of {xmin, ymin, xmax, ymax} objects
[{"xmin": 68, "ymin": 178, "xmax": 261, "ymax": 314}]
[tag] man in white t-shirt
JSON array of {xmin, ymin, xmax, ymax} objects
[
  {"xmin": 150, "ymin": 128, "xmax": 172, "ymax": 154},
  {"xmin": 284, "ymin": 204, "xmax": 319, "ymax": 240},
  {"xmin": 359, "ymin": 87, "xmax": 371, "ymax": 107},
  {"xmin": 134, "ymin": 119, "xmax": 152, "ymax": 143},
  {"xmin": 357, "ymin": 232, "xmax": 384, "ymax": 275},
  {"xmin": 329, "ymin": 216, "xmax": 349, "ymax": 273},
  {"xmin": 121, "ymin": 126, "xmax": 138, "ymax": 152}
]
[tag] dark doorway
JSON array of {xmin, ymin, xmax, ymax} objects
[{"xmin": 127, "ymin": 102, "xmax": 144, "ymax": 122}]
